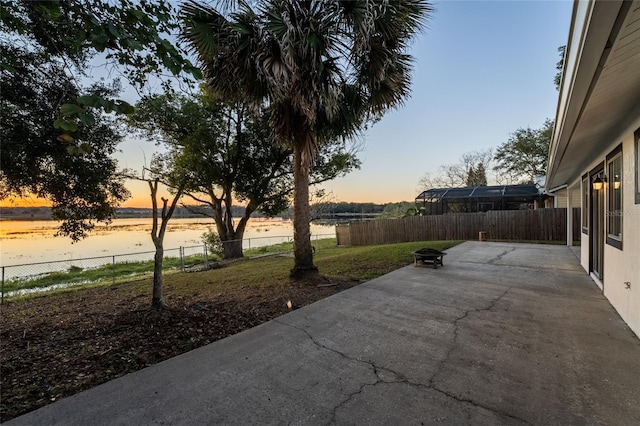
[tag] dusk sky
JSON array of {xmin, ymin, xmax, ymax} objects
[
  {"xmin": 117, "ymin": 0, "xmax": 574, "ymax": 207},
  {"xmin": 5, "ymin": 1, "xmax": 574, "ymax": 208},
  {"xmin": 317, "ymin": 0, "xmax": 574, "ymax": 204}
]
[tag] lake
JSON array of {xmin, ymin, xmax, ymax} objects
[{"xmin": 0, "ymin": 218, "xmax": 335, "ymax": 268}]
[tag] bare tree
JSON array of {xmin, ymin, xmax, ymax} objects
[
  {"xmin": 309, "ymin": 189, "xmax": 339, "ymax": 222},
  {"xmin": 123, "ymin": 161, "xmax": 185, "ymax": 309},
  {"xmin": 493, "ymin": 169, "xmax": 519, "ymax": 186},
  {"xmin": 418, "ymin": 149, "xmax": 493, "ymax": 190},
  {"xmin": 148, "ymin": 178, "xmax": 184, "ymax": 309}
]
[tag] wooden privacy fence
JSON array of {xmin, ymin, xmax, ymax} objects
[{"xmin": 335, "ymin": 208, "xmax": 571, "ymax": 246}]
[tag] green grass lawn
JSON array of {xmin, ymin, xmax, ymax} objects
[
  {"xmin": 314, "ymin": 240, "xmax": 458, "ymax": 280},
  {"xmin": 3, "ymin": 239, "xmax": 462, "ymax": 298},
  {"xmin": 157, "ymin": 239, "xmax": 463, "ymax": 298},
  {"xmin": 2, "ymin": 253, "xmax": 218, "ymax": 294}
]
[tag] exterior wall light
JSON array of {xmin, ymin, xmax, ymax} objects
[
  {"xmin": 614, "ymin": 175, "xmax": 621, "ymax": 190},
  {"xmin": 592, "ymin": 175, "xmax": 605, "ymax": 190}
]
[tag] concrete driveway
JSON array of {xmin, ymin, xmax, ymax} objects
[{"xmin": 7, "ymin": 242, "xmax": 640, "ymax": 425}]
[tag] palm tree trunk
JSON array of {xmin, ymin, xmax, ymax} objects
[{"xmin": 291, "ymin": 143, "xmax": 317, "ymax": 277}]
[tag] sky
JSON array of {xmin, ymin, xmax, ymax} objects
[
  {"xmin": 316, "ymin": 0, "xmax": 573, "ymax": 204},
  {"xmin": 5, "ymin": 0, "xmax": 575, "ymax": 208},
  {"xmin": 119, "ymin": 0, "xmax": 574, "ymax": 207}
]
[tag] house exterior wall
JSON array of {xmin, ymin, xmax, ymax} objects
[
  {"xmin": 550, "ymin": 188, "xmax": 580, "ymax": 209},
  {"xmin": 576, "ymin": 116, "xmax": 640, "ymax": 336},
  {"xmin": 604, "ymin": 120, "xmax": 640, "ymax": 336},
  {"xmin": 580, "ymin": 232, "xmax": 590, "ymax": 273},
  {"xmin": 571, "ymin": 188, "xmax": 581, "ymax": 206},
  {"xmin": 548, "ymin": 0, "xmax": 640, "ymax": 337},
  {"xmin": 553, "ymin": 189, "xmax": 568, "ymax": 208},
  {"xmin": 572, "ymin": 178, "xmax": 591, "ymax": 272}
]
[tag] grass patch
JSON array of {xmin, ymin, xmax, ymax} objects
[
  {"xmin": 242, "ymin": 237, "xmax": 334, "ymax": 257},
  {"xmin": 3, "ymin": 239, "xmax": 334, "ymax": 294},
  {"xmin": 2, "ymin": 239, "xmax": 462, "ymax": 300},
  {"xmin": 244, "ymin": 240, "xmax": 293, "ymax": 256},
  {"xmin": 315, "ymin": 240, "xmax": 460, "ymax": 281},
  {"xmin": 3, "ymin": 253, "xmax": 220, "ymax": 294},
  {"xmin": 126, "ymin": 239, "xmax": 462, "ymax": 297}
]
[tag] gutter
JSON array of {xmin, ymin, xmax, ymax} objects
[{"xmin": 547, "ymin": 184, "xmax": 568, "ymax": 194}]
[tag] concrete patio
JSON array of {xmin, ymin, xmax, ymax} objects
[{"xmin": 7, "ymin": 241, "xmax": 640, "ymax": 425}]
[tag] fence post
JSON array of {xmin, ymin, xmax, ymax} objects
[
  {"xmin": 1, "ymin": 266, "xmax": 4, "ymax": 305},
  {"xmin": 203, "ymin": 244, "xmax": 209, "ymax": 268},
  {"xmin": 180, "ymin": 246, "xmax": 185, "ymax": 272},
  {"xmin": 112, "ymin": 256, "xmax": 116, "ymax": 285}
]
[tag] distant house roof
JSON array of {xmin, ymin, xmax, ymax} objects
[{"xmin": 415, "ymin": 184, "xmax": 541, "ymax": 202}]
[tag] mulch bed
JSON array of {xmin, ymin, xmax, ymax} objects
[{"xmin": 0, "ymin": 276, "xmax": 358, "ymax": 422}]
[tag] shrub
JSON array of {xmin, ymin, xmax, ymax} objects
[{"xmin": 202, "ymin": 228, "xmax": 224, "ymax": 257}]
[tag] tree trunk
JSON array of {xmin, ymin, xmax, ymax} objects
[
  {"xmin": 291, "ymin": 143, "xmax": 317, "ymax": 277},
  {"xmin": 217, "ymin": 202, "xmax": 254, "ymax": 260},
  {"xmin": 223, "ymin": 238, "xmax": 244, "ymax": 259},
  {"xmin": 152, "ymin": 242, "xmax": 167, "ymax": 308},
  {"xmin": 148, "ymin": 179, "xmax": 181, "ymax": 310}
]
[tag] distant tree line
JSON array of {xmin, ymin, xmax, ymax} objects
[
  {"xmin": 1, "ymin": 203, "xmax": 414, "ymax": 221},
  {"xmin": 316, "ymin": 202, "xmax": 386, "ymax": 215}
]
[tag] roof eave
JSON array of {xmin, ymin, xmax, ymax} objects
[{"xmin": 546, "ymin": 0, "xmax": 627, "ymax": 190}]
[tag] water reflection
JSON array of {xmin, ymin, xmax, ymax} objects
[{"xmin": 0, "ymin": 218, "xmax": 334, "ymax": 266}]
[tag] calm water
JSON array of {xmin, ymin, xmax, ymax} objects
[{"xmin": 0, "ymin": 218, "xmax": 335, "ymax": 267}]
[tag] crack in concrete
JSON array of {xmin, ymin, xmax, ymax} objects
[
  {"xmin": 429, "ymin": 385, "xmax": 533, "ymax": 425},
  {"xmin": 271, "ymin": 319, "xmax": 384, "ymax": 425},
  {"xmin": 384, "ymin": 378, "xmax": 532, "ymax": 425},
  {"xmin": 430, "ymin": 287, "xmax": 512, "ymax": 386},
  {"xmin": 487, "ymin": 248, "xmax": 516, "ymax": 265},
  {"xmin": 273, "ymin": 288, "xmax": 528, "ymax": 425},
  {"xmin": 460, "ymin": 260, "xmax": 566, "ymax": 274},
  {"xmin": 423, "ymin": 287, "xmax": 530, "ymax": 424}
]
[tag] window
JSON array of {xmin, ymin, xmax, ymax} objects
[
  {"xmin": 606, "ymin": 144, "xmax": 622, "ymax": 249},
  {"xmin": 635, "ymin": 129, "xmax": 640, "ymax": 204},
  {"xmin": 582, "ymin": 173, "xmax": 589, "ymax": 233}
]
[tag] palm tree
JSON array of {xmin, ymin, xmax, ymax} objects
[{"xmin": 181, "ymin": 0, "xmax": 432, "ymax": 277}]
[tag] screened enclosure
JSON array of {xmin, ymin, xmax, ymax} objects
[{"xmin": 415, "ymin": 184, "xmax": 543, "ymax": 215}]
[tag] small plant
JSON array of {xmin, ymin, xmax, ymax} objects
[
  {"xmin": 402, "ymin": 207, "xmax": 421, "ymax": 218},
  {"xmin": 68, "ymin": 265, "xmax": 83, "ymax": 273},
  {"xmin": 202, "ymin": 228, "xmax": 224, "ymax": 257}
]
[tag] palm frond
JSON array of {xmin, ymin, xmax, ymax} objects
[
  {"xmin": 181, "ymin": 0, "xmax": 433, "ymax": 165},
  {"xmin": 180, "ymin": 1, "xmax": 269, "ymax": 104},
  {"xmin": 368, "ymin": 53, "xmax": 414, "ymax": 114},
  {"xmin": 179, "ymin": 1, "xmax": 229, "ymax": 59},
  {"xmin": 376, "ymin": 0, "xmax": 433, "ymax": 41}
]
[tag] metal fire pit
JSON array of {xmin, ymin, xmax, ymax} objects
[{"xmin": 412, "ymin": 248, "xmax": 446, "ymax": 269}]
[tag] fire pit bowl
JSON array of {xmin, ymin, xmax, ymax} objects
[{"xmin": 412, "ymin": 248, "xmax": 446, "ymax": 269}]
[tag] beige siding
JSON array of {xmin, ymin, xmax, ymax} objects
[
  {"xmin": 554, "ymin": 188, "xmax": 568, "ymax": 208},
  {"xmin": 578, "ymin": 115, "xmax": 640, "ymax": 337}
]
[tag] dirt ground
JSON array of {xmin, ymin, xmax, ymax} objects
[{"xmin": 0, "ymin": 275, "xmax": 359, "ymax": 422}]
